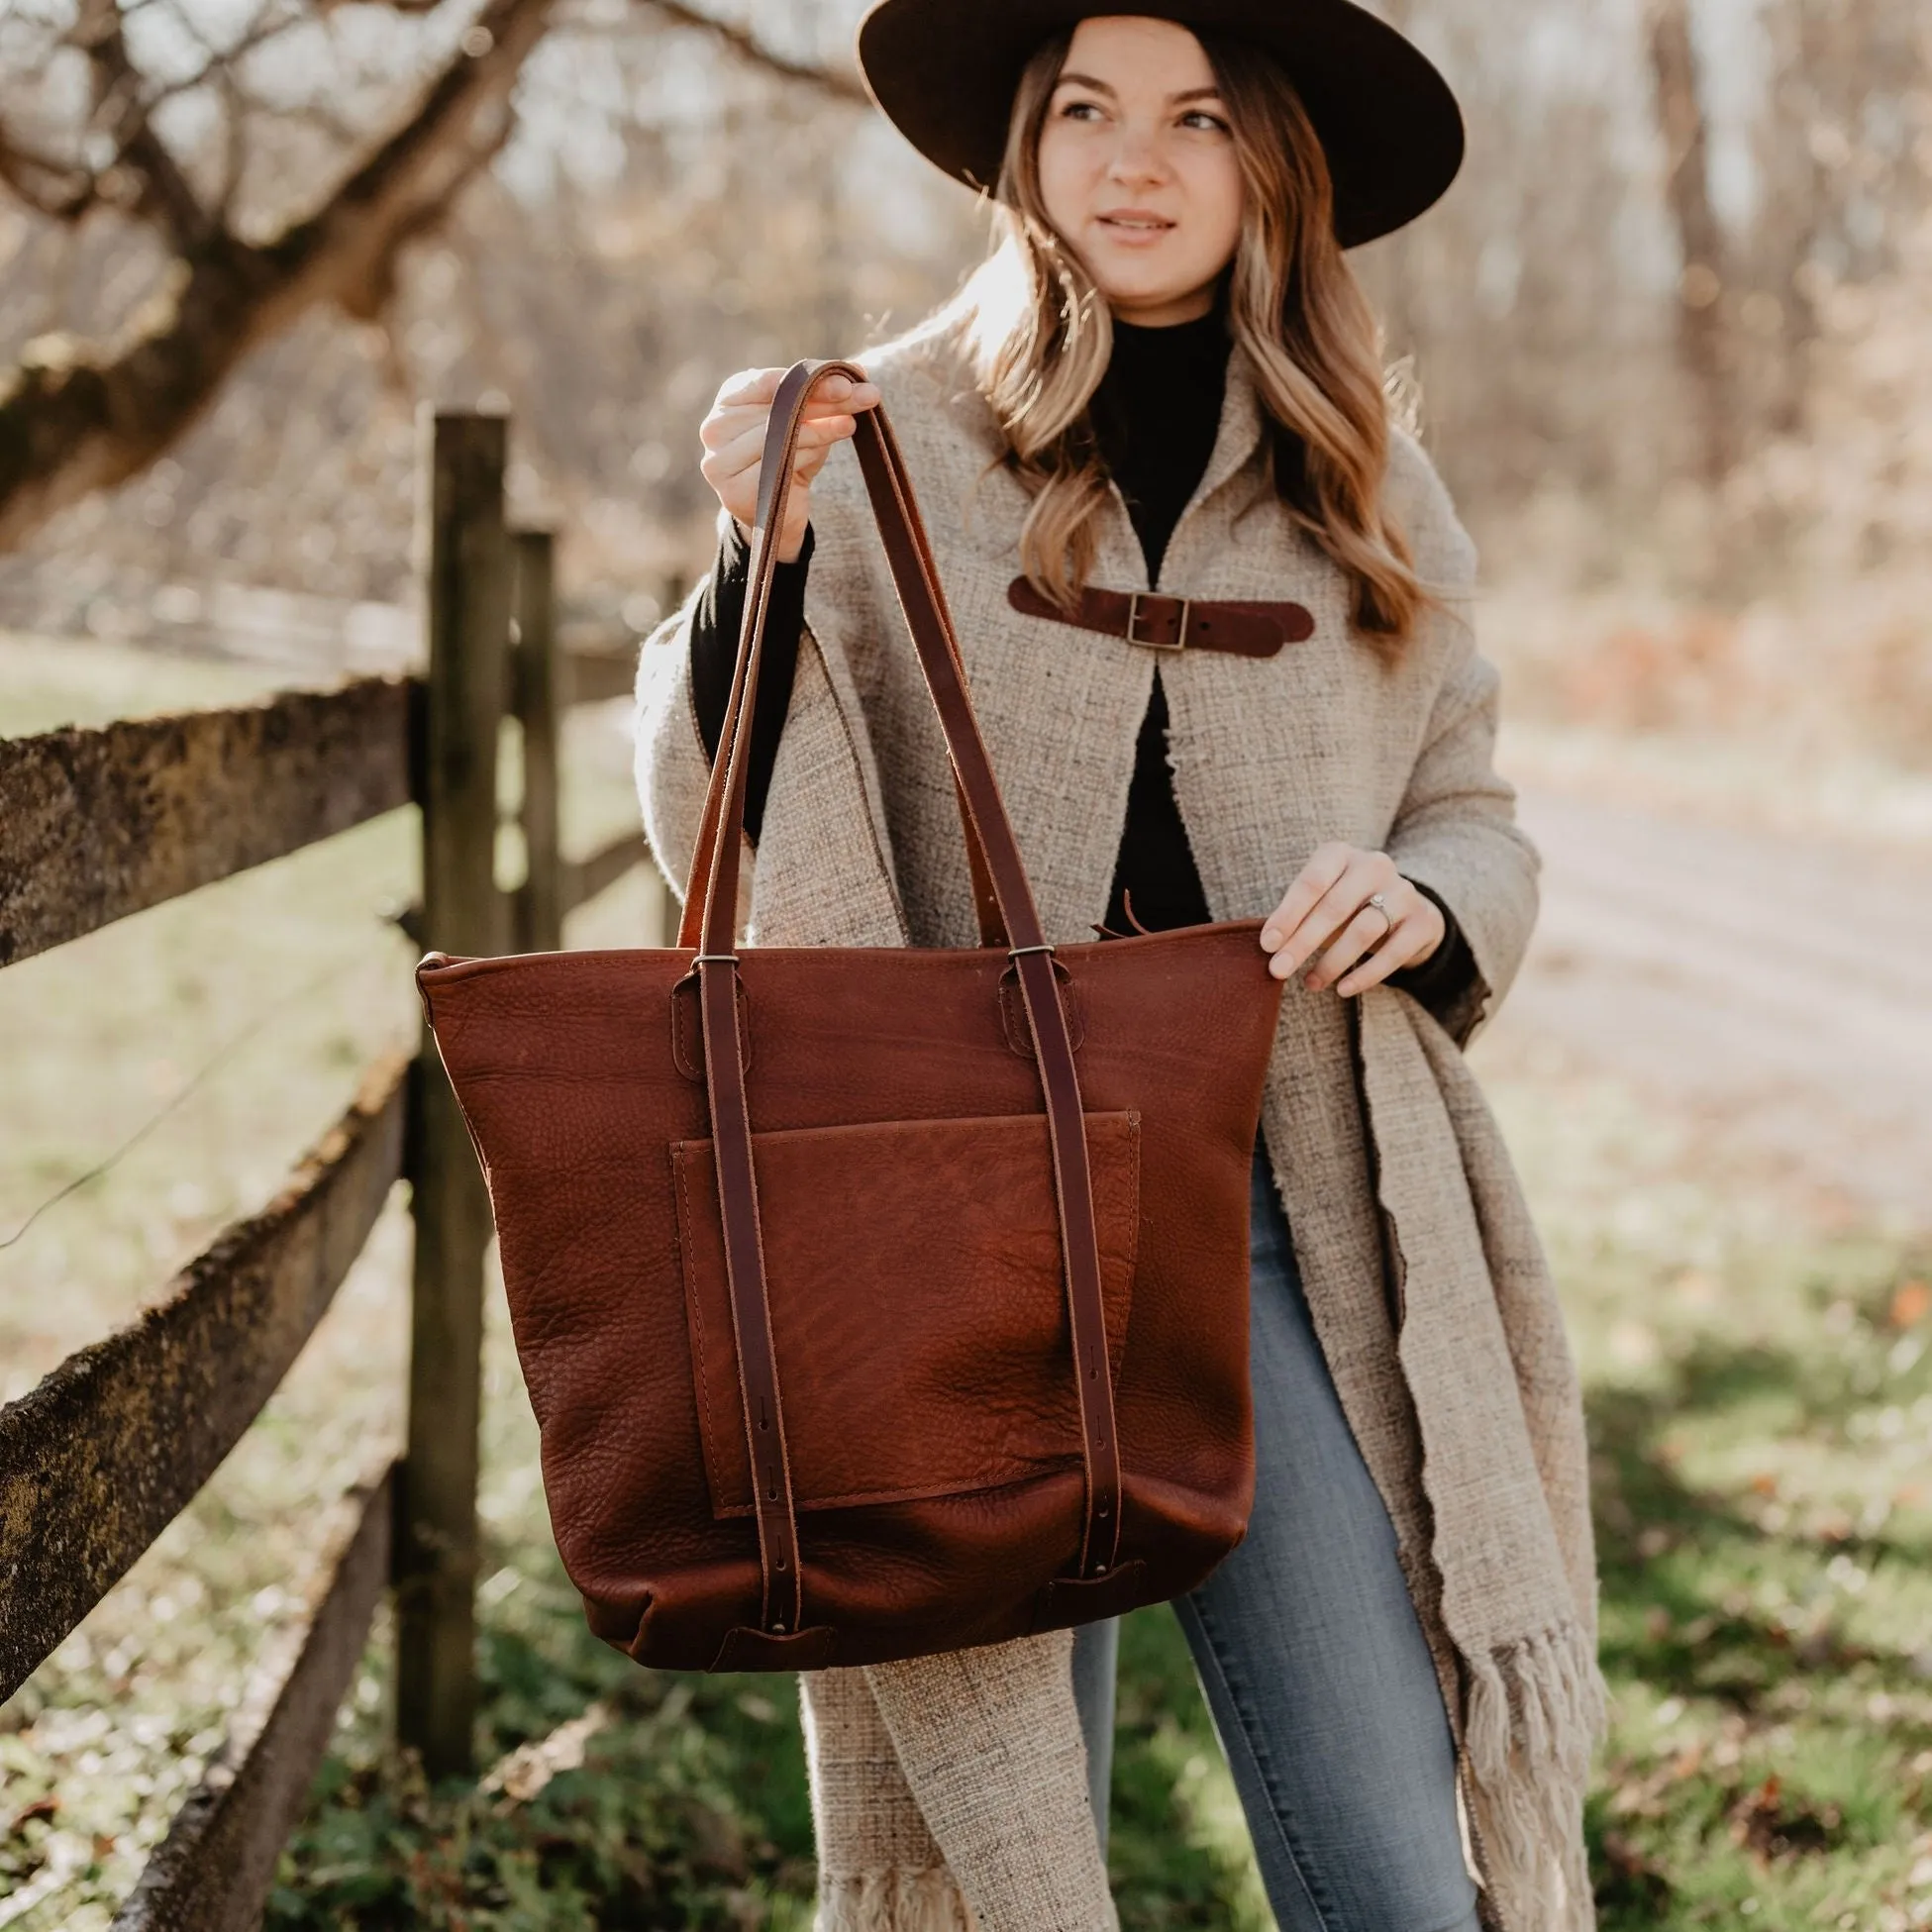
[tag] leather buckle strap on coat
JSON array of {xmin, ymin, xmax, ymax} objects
[{"xmin": 1007, "ymin": 577, "xmax": 1315, "ymax": 657}]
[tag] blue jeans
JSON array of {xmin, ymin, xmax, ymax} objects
[{"xmin": 1073, "ymin": 1142, "xmax": 1479, "ymax": 1931}]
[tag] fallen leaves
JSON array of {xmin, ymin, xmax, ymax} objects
[
  {"xmin": 1729, "ymin": 1774, "xmax": 1847, "ymax": 1860},
  {"xmin": 479, "ymin": 1701, "xmax": 611, "ymax": 1805}
]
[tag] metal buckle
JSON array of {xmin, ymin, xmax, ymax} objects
[{"xmin": 1126, "ymin": 590, "xmax": 1188, "ymax": 651}]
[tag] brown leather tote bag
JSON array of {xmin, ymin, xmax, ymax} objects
[{"xmin": 417, "ymin": 361, "xmax": 1284, "ymax": 1674}]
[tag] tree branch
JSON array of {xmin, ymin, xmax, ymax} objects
[
  {"xmin": 633, "ymin": 0, "xmax": 867, "ymax": 104},
  {"xmin": 75, "ymin": 0, "xmax": 215, "ymax": 248},
  {"xmin": 0, "ymin": 125, "xmax": 99, "ymax": 223},
  {"xmin": 1645, "ymin": 0, "xmax": 1736, "ymax": 482},
  {"xmin": 0, "ymin": 0, "xmax": 560, "ymax": 554}
]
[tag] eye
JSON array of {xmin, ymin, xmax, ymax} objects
[
  {"xmin": 1179, "ymin": 108, "xmax": 1230, "ymax": 134},
  {"xmin": 1058, "ymin": 96, "xmax": 1107, "ymax": 123}
]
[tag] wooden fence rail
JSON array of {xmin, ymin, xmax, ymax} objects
[
  {"xmin": 0, "ymin": 1054, "xmax": 409, "ymax": 1702},
  {"xmin": 0, "ymin": 404, "xmax": 659, "ymax": 1922},
  {"xmin": 567, "ymin": 830, "xmax": 651, "ymax": 916},
  {"xmin": 0, "ymin": 678, "xmax": 414, "ymax": 968},
  {"xmin": 561, "ymin": 643, "xmax": 638, "ymax": 707},
  {"xmin": 109, "ymin": 1463, "xmax": 396, "ymax": 1932}
]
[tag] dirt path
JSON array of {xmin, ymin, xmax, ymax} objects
[{"xmin": 1471, "ymin": 785, "xmax": 1932, "ymax": 1229}]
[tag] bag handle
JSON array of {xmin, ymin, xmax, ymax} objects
[
  {"xmin": 680, "ymin": 362, "xmax": 1124, "ymax": 1640},
  {"xmin": 676, "ymin": 366, "xmax": 1008, "ymax": 954}
]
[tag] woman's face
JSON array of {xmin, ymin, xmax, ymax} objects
[{"xmin": 1035, "ymin": 16, "xmax": 1245, "ymax": 327}]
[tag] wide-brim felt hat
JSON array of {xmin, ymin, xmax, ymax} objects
[{"xmin": 856, "ymin": 0, "xmax": 1465, "ymax": 250}]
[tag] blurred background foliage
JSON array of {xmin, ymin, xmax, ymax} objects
[{"xmin": 0, "ymin": 0, "xmax": 1929, "ymax": 752}]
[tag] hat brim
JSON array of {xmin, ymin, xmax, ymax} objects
[{"xmin": 857, "ymin": 0, "xmax": 1464, "ymax": 250}]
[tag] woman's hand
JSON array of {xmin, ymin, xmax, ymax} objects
[
  {"xmin": 1259, "ymin": 843, "xmax": 1445, "ymax": 996},
  {"xmin": 697, "ymin": 366, "xmax": 881, "ymax": 564}
]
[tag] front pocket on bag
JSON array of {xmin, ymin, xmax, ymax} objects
[{"xmin": 671, "ymin": 1110, "xmax": 1140, "ymax": 1518}]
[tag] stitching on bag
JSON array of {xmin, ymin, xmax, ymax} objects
[
  {"xmin": 1036, "ymin": 1557, "xmax": 1150, "ymax": 1632},
  {"xmin": 671, "ymin": 974, "xmax": 753, "ymax": 1082},
  {"xmin": 670, "ymin": 978, "xmax": 696, "ymax": 1081},
  {"xmin": 738, "ymin": 1105, "xmax": 798, "ymax": 1627},
  {"xmin": 705, "ymin": 1462, "xmax": 1088, "ymax": 1519},
  {"xmin": 417, "ymin": 979, "xmax": 469, "ymax": 1061},
  {"xmin": 999, "ymin": 965, "xmax": 1084, "ymax": 1059},
  {"xmin": 671, "ymin": 1144, "xmax": 728, "ymax": 1506}
]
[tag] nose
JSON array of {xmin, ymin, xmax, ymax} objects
[{"xmin": 1104, "ymin": 125, "xmax": 1169, "ymax": 190}]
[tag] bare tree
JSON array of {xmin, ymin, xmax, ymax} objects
[
  {"xmin": 1644, "ymin": 0, "xmax": 1734, "ymax": 484},
  {"xmin": 6, "ymin": 0, "xmax": 1923, "ymax": 633},
  {"xmin": 639, "ymin": 0, "xmax": 863, "ymax": 102},
  {"xmin": 0, "ymin": 0, "xmax": 863, "ymax": 558}
]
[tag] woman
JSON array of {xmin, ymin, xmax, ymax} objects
[{"xmin": 636, "ymin": 7, "xmax": 1602, "ymax": 1930}]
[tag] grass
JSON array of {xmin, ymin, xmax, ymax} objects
[
  {"xmin": 1486, "ymin": 1059, "xmax": 1932, "ymax": 1931},
  {"xmin": 3, "ymin": 632, "xmax": 1930, "ymax": 1927}
]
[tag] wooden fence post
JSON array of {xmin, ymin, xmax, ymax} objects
[
  {"xmin": 397, "ymin": 410, "xmax": 510, "ymax": 1779},
  {"xmin": 511, "ymin": 530, "xmax": 562, "ymax": 956}
]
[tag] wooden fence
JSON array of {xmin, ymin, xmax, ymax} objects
[{"xmin": 0, "ymin": 410, "xmax": 660, "ymax": 1928}]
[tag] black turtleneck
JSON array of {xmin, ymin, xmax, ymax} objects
[
  {"xmin": 684, "ymin": 314, "xmax": 1476, "ymax": 1017},
  {"xmin": 1088, "ymin": 307, "xmax": 1226, "ymax": 935}
]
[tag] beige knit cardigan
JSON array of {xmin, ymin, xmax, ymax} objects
[{"xmin": 634, "ymin": 319, "xmax": 1603, "ymax": 1932}]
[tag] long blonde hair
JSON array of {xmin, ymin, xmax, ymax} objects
[{"xmin": 947, "ymin": 30, "xmax": 1428, "ymax": 652}]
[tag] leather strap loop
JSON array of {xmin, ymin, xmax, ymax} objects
[{"xmin": 679, "ymin": 362, "xmax": 1126, "ymax": 1631}]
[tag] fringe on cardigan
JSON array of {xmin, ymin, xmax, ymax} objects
[
  {"xmin": 816, "ymin": 1867, "xmax": 978, "ymax": 1932},
  {"xmin": 1463, "ymin": 1621, "xmax": 1607, "ymax": 1932}
]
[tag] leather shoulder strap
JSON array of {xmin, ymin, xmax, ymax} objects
[
  {"xmin": 678, "ymin": 366, "xmax": 1006, "ymax": 953},
  {"xmin": 681, "ymin": 366, "xmax": 1124, "ymax": 1637}
]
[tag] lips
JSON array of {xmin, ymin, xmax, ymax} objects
[{"xmin": 1096, "ymin": 211, "xmax": 1174, "ymax": 235}]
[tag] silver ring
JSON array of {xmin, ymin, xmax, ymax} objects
[{"xmin": 1366, "ymin": 892, "xmax": 1394, "ymax": 942}]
